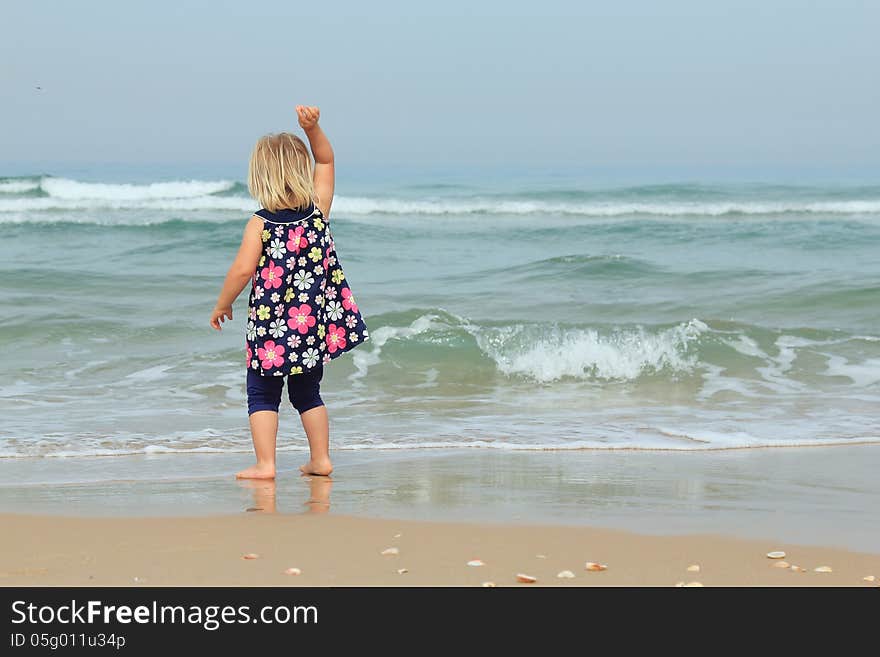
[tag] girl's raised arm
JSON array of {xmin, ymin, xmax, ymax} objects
[{"xmin": 297, "ymin": 105, "xmax": 335, "ymax": 217}]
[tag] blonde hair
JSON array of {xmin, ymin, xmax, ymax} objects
[{"xmin": 247, "ymin": 133, "xmax": 316, "ymax": 212}]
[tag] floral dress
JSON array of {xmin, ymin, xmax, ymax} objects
[{"xmin": 245, "ymin": 203, "xmax": 370, "ymax": 376}]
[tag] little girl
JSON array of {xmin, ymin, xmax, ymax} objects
[{"xmin": 210, "ymin": 105, "xmax": 370, "ymax": 479}]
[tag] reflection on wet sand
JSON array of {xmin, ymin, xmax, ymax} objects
[
  {"xmin": 302, "ymin": 476, "xmax": 332, "ymax": 514},
  {"xmin": 237, "ymin": 475, "xmax": 332, "ymax": 515}
]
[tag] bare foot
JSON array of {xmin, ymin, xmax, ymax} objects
[
  {"xmin": 299, "ymin": 458, "xmax": 333, "ymax": 476},
  {"xmin": 235, "ymin": 463, "xmax": 276, "ymax": 479}
]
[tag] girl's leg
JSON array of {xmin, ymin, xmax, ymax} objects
[
  {"xmin": 299, "ymin": 406, "xmax": 332, "ymax": 476},
  {"xmin": 237, "ymin": 371, "xmax": 283, "ymax": 479},
  {"xmin": 289, "ymin": 365, "xmax": 332, "ymax": 476}
]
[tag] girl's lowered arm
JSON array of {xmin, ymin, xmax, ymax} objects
[{"xmin": 210, "ymin": 217, "xmax": 263, "ymax": 330}]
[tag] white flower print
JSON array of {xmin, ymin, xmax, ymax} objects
[
  {"xmin": 285, "ymin": 274, "xmax": 293, "ymax": 285},
  {"xmin": 324, "ymin": 287, "xmax": 337, "ymax": 300},
  {"xmin": 269, "ymin": 320, "xmax": 287, "ymax": 338},
  {"xmin": 293, "ymin": 270, "xmax": 315, "ymax": 290},
  {"xmin": 306, "ymin": 230, "xmax": 317, "ymax": 243},
  {"xmin": 274, "ymin": 303, "xmax": 285, "ymax": 318},
  {"xmin": 254, "ymin": 285, "xmax": 265, "ymax": 300},
  {"xmin": 306, "ymin": 335, "xmax": 315, "ymax": 345},
  {"xmin": 298, "ymin": 292, "xmax": 309, "ymax": 303},
  {"xmin": 297, "ymin": 256, "xmax": 307, "ymax": 267},
  {"xmin": 251, "ymin": 359, "xmax": 259, "ymax": 369},
  {"xmin": 270, "ymin": 292, "xmax": 280, "ymax": 304},
  {"xmin": 302, "ymin": 348, "xmax": 320, "ymax": 368},
  {"xmin": 268, "ymin": 239, "xmax": 286, "ymax": 259},
  {"xmin": 246, "ymin": 321, "xmax": 257, "ymax": 340},
  {"xmin": 256, "ymin": 326, "xmax": 267, "ymax": 337},
  {"xmin": 274, "ymin": 225, "xmax": 284, "ymax": 237},
  {"xmin": 319, "ymin": 341, "xmax": 326, "ymax": 351},
  {"xmin": 327, "ymin": 301, "xmax": 344, "ymax": 321},
  {"xmin": 248, "ymin": 307, "xmax": 257, "ymax": 321},
  {"xmin": 328, "ymin": 255, "xmax": 337, "ymax": 267},
  {"xmin": 313, "ymin": 264, "xmax": 324, "ymax": 275},
  {"xmin": 349, "ymin": 331, "xmax": 359, "ymax": 342},
  {"xmin": 345, "ymin": 314, "xmax": 357, "ymax": 328},
  {"xmin": 288, "ymin": 351, "xmax": 299, "ymax": 362},
  {"xmin": 314, "ymin": 294, "xmax": 324, "ymax": 306},
  {"xmin": 286, "ymin": 334, "xmax": 302, "ymax": 349},
  {"xmin": 285, "ymin": 256, "xmax": 298, "ymax": 271}
]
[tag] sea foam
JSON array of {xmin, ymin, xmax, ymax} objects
[
  {"xmin": 472, "ymin": 319, "xmax": 708, "ymax": 382},
  {"xmin": 3, "ymin": 175, "xmax": 880, "ymax": 218}
]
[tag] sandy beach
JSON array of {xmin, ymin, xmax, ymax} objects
[{"xmin": 1, "ymin": 511, "xmax": 878, "ymax": 587}]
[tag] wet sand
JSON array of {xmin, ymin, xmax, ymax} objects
[
  {"xmin": 3, "ymin": 445, "xmax": 880, "ymax": 552},
  {"xmin": 3, "ymin": 445, "xmax": 879, "ymax": 586}
]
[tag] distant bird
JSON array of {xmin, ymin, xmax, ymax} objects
[{"xmin": 35, "ymin": 86, "xmax": 42, "ymax": 91}]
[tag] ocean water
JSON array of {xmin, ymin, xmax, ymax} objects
[{"xmin": 1, "ymin": 170, "xmax": 879, "ymax": 467}]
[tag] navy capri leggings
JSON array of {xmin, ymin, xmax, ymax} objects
[{"xmin": 246, "ymin": 365, "xmax": 324, "ymax": 416}]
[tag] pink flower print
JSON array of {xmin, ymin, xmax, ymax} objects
[
  {"xmin": 322, "ymin": 255, "xmax": 329, "ymax": 272},
  {"xmin": 341, "ymin": 287, "xmax": 359, "ymax": 313},
  {"xmin": 286, "ymin": 226, "xmax": 308, "ymax": 254},
  {"xmin": 325, "ymin": 324, "xmax": 347, "ymax": 354},
  {"xmin": 257, "ymin": 340, "xmax": 285, "ymax": 370},
  {"xmin": 287, "ymin": 303, "xmax": 317, "ymax": 334},
  {"xmin": 260, "ymin": 260, "xmax": 284, "ymax": 290},
  {"xmin": 246, "ymin": 345, "xmax": 252, "ymax": 366}
]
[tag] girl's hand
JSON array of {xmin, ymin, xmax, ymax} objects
[
  {"xmin": 210, "ymin": 306, "xmax": 233, "ymax": 331},
  {"xmin": 296, "ymin": 105, "xmax": 320, "ymax": 130}
]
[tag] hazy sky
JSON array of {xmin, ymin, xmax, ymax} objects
[{"xmin": 1, "ymin": 0, "xmax": 878, "ymax": 176}]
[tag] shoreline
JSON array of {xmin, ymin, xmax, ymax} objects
[
  {"xmin": 2, "ymin": 511, "xmax": 878, "ymax": 587},
  {"xmin": 3, "ymin": 445, "xmax": 880, "ymax": 553}
]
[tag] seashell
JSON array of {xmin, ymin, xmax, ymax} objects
[
  {"xmin": 242, "ymin": 553, "xmax": 260, "ymax": 560},
  {"xmin": 381, "ymin": 547, "xmax": 399, "ymax": 556},
  {"xmin": 393, "ymin": 533, "xmax": 402, "ymax": 539},
  {"xmin": 687, "ymin": 565, "xmax": 700, "ymax": 572},
  {"xmin": 396, "ymin": 568, "xmax": 408, "ymax": 575},
  {"xmin": 467, "ymin": 560, "xmax": 485, "ymax": 567},
  {"xmin": 557, "ymin": 570, "xmax": 575, "ymax": 579},
  {"xmin": 766, "ymin": 551, "xmax": 786, "ymax": 559},
  {"xmin": 536, "ymin": 554, "xmax": 547, "ymax": 559},
  {"xmin": 772, "ymin": 561, "xmax": 790, "ymax": 568},
  {"xmin": 283, "ymin": 567, "xmax": 301, "ymax": 576},
  {"xmin": 516, "ymin": 573, "xmax": 537, "ymax": 583},
  {"xmin": 481, "ymin": 581, "xmax": 496, "ymax": 588},
  {"xmin": 790, "ymin": 565, "xmax": 806, "ymax": 572},
  {"xmin": 585, "ymin": 562, "xmax": 608, "ymax": 571},
  {"xmin": 862, "ymin": 575, "xmax": 876, "ymax": 582},
  {"xmin": 814, "ymin": 566, "xmax": 833, "ymax": 573},
  {"xmin": 683, "ymin": 581, "xmax": 704, "ymax": 587}
]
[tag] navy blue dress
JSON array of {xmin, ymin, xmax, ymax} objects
[{"xmin": 245, "ymin": 203, "xmax": 370, "ymax": 376}]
